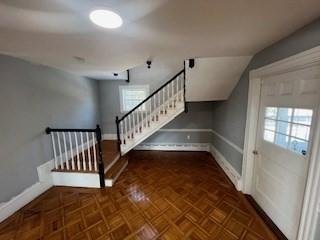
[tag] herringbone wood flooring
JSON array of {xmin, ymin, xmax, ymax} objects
[{"xmin": 0, "ymin": 151, "xmax": 277, "ymax": 240}]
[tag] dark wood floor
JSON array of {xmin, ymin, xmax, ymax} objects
[{"xmin": 0, "ymin": 151, "xmax": 277, "ymax": 240}]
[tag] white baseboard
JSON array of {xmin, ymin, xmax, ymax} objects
[
  {"xmin": 134, "ymin": 142, "xmax": 242, "ymax": 190},
  {"xmin": 0, "ymin": 160, "xmax": 55, "ymax": 223},
  {"xmin": 209, "ymin": 144, "xmax": 242, "ymax": 191},
  {"xmin": 0, "ymin": 181, "xmax": 51, "ymax": 223},
  {"xmin": 134, "ymin": 142, "xmax": 210, "ymax": 152},
  {"xmin": 37, "ymin": 159, "xmax": 54, "ymax": 184},
  {"xmin": 102, "ymin": 134, "xmax": 117, "ymax": 140},
  {"xmin": 52, "ymin": 172, "xmax": 100, "ymax": 188}
]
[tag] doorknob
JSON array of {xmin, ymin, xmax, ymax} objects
[{"xmin": 252, "ymin": 150, "xmax": 259, "ymax": 155}]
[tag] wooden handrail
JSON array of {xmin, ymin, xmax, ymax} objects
[
  {"xmin": 117, "ymin": 69, "xmax": 185, "ymax": 123},
  {"xmin": 46, "ymin": 127, "xmax": 96, "ymax": 134}
]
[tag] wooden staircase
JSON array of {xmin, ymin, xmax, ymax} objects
[
  {"xmin": 46, "ymin": 69, "xmax": 186, "ymax": 188},
  {"xmin": 102, "ymin": 140, "xmax": 128, "ymax": 186},
  {"xmin": 116, "ymin": 69, "xmax": 186, "ymax": 155},
  {"xmin": 50, "ymin": 140, "xmax": 127, "ymax": 186},
  {"xmin": 46, "ymin": 126, "xmax": 128, "ymax": 188}
]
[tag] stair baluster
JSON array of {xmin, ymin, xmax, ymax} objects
[
  {"xmin": 80, "ymin": 132, "xmax": 86, "ymax": 171},
  {"xmin": 57, "ymin": 132, "xmax": 63, "ymax": 169},
  {"xmin": 46, "ymin": 126, "xmax": 105, "ymax": 187},
  {"xmin": 86, "ymin": 132, "xmax": 92, "ymax": 171},
  {"xmin": 74, "ymin": 132, "xmax": 80, "ymax": 170},
  {"xmin": 92, "ymin": 132, "xmax": 97, "ymax": 171},
  {"xmin": 148, "ymin": 99, "xmax": 151, "ymax": 127},
  {"xmin": 115, "ymin": 69, "xmax": 186, "ymax": 155},
  {"xmin": 68, "ymin": 132, "xmax": 75, "ymax": 170},
  {"xmin": 50, "ymin": 133, "xmax": 58, "ymax": 169}
]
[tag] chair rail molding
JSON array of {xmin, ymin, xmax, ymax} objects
[{"xmin": 243, "ymin": 45, "xmax": 320, "ymax": 240}]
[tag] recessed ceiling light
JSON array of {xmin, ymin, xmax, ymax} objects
[{"xmin": 89, "ymin": 9, "xmax": 123, "ymax": 29}]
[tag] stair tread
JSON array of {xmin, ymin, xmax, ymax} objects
[
  {"xmin": 101, "ymin": 140, "xmax": 120, "ymax": 168},
  {"xmin": 105, "ymin": 156, "xmax": 128, "ymax": 179}
]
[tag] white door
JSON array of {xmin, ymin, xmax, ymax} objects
[{"xmin": 253, "ymin": 66, "xmax": 320, "ymax": 239}]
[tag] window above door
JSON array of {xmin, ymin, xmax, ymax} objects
[
  {"xmin": 119, "ymin": 85, "xmax": 149, "ymax": 113},
  {"xmin": 263, "ymin": 107, "xmax": 313, "ymax": 156}
]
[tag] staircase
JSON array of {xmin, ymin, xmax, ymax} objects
[
  {"xmin": 45, "ymin": 69, "xmax": 186, "ymax": 188},
  {"xmin": 46, "ymin": 126, "xmax": 127, "ymax": 188},
  {"xmin": 116, "ymin": 69, "xmax": 186, "ymax": 155}
]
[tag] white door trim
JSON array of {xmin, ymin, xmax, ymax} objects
[{"xmin": 242, "ymin": 45, "xmax": 320, "ymax": 240}]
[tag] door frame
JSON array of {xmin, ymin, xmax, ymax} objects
[{"xmin": 242, "ymin": 45, "xmax": 320, "ymax": 240}]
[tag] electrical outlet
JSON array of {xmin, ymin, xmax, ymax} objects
[{"xmin": 187, "ymin": 135, "xmax": 190, "ymax": 140}]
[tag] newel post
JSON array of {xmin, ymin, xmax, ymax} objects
[
  {"xmin": 183, "ymin": 66, "xmax": 188, "ymax": 113},
  {"xmin": 115, "ymin": 116, "xmax": 121, "ymax": 156},
  {"xmin": 96, "ymin": 125, "xmax": 105, "ymax": 188}
]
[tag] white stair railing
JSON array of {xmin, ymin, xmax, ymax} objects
[
  {"xmin": 116, "ymin": 69, "xmax": 186, "ymax": 155},
  {"xmin": 45, "ymin": 125, "xmax": 105, "ymax": 188}
]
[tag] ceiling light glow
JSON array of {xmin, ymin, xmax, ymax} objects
[{"xmin": 89, "ymin": 9, "xmax": 123, "ymax": 29}]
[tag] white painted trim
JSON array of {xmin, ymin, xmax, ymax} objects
[
  {"xmin": 0, "ymin": 181, "xmax": 52, "ymax": 223},
  {"xmin": 251, "ymin": 45, "xmax": 320, "ymax": 78},
  {"xmin": 52, "ymin": 172, "xmax": 100, "ymax": 188},
  {"xmin": 297, "ymin": 107, "xmax": 320, "ymax": 240},
  {"xmin": 210, "ymin": 129, "xmax": 243, "ymax": 154},
  {"xmin": 243, "ymin": 45, "xmax": 320, "ymax": 240},
  {"xmin": 102, "ymin": 134, "xmax": 117, "ymax": 140},
  {"xmin": 105, "ymin": 160, "xmax": 128, "ymax": 187},
  {"xmin": 209, "ymin": 144, "xmax": 242, "ymax": 191},
  {"xmin": 242, "ymin": 77, "xmax": 261, "ymax": 194},
  {"xmin": 134, "ymin": 142, "xmax": 210, "ymax": 152},
  {"xmin": 158, "ymin": 128, "xmax": 243, "ymax": 154},
  {"xmin": 105, "ymin": 179, "xmax": 113, "ymax": 187},
  {"xmin": 158, "ymin": 128, "xmax": 213, "ymax": 132},
  {"xmin": 119, "ymin": 85, "xmax": 150, "ymax": 113}
]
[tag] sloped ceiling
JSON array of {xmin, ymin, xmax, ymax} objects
[
  {"xmin": 0, "ymin": 0, "xmax": 319, "ymax": 78},
  {"xmin": 186, "ymin": 57, "xmax": 252, "ymax": 101}
]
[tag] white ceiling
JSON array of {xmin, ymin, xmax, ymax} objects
[{"xmin": 0, "ymin": 0, "xmax": 319, "ymax": 78}]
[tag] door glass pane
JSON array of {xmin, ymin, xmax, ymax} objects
[
  {"xmin": 275, "ymin": 133, "xmax": 289, "ymax": 148},
  {"xmin": 289, "ymin": 137, "xmax": 308, "ymax": 156},
  {"xmin": 265, "ymin": 107, "xmax": 277, "ymax": 119},
  {"xmin": 277, "ymin": 108, "xmax": 293, "ymax": 122},
  {"xmin": 291, "ymin": 124, "xmax": 310, "ymax": 141},
  {"xmin": 276, "ymin": 121, "xmax": 290, "ymax": 135},
  {"xmin": 264, "ymin": 119, "xmax": 276, "ymax": 131},
  {"xmin": 293, "ymin": 109, "xmax": 313, "ymax": 125},
  {"xmin": 264, "ymin": 130, "xmax": 275, "ymax": 143},
  {"xmin": 263, "ymin": 106, "xmax": 313, "ymax": 156}
]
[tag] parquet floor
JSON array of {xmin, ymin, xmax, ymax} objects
[{"xmin": 0, "ymin": 151, "xmax": 277, "ymax": 240}]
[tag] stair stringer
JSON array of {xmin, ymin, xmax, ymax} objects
[{"xmin": 121, "ymin": 102, "xmax": 185, "ymax": 155}]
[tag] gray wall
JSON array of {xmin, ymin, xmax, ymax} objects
[
  {"xmin": 144, "ymin": 102, "xmax": 214, "ymax": 144},
  {"xmin": 0, "ymin": 55, "xmax": 100, "ymax": 202},
  {"xmin": 211, "ymin": 18, "xmax": 320, "ymax": 174}
]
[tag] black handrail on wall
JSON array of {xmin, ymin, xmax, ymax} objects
[
  {"xmin": 46, "ymin": 125, "xmax": 105, "ymax": 188},
  {"xmin": 115, "ymin": 68, "xmax": 187, "ymax": 153}
]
